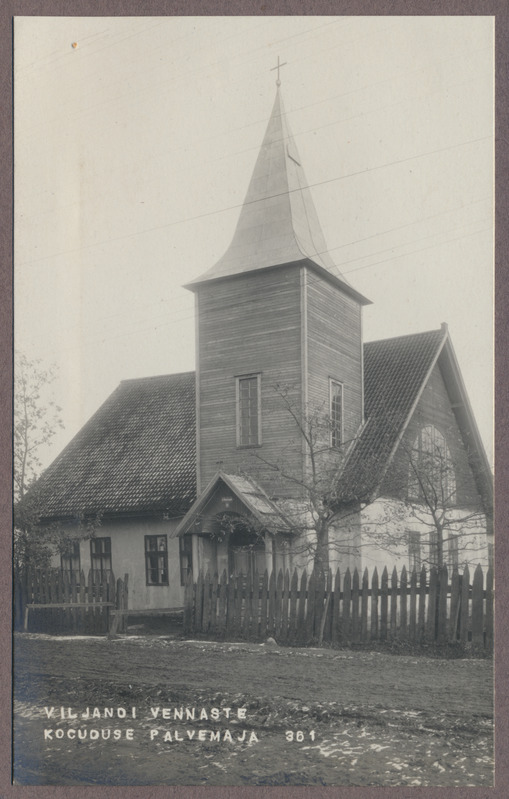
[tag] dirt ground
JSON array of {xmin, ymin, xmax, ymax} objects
[{"xmin": 13, "ymin": 632, "xmax": 493, "ymax": 786}]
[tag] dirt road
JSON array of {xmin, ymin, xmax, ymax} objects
[{"xmin": 13, "ymin": 634, "xmax": 493, "ymax": 786}]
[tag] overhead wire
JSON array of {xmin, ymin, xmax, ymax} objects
[{"xmin": 17, "ymin": 133, "xmax": 491, "ymax": 269}]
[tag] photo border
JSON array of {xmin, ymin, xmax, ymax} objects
[{"xmin": 2, "ymin": 2, "xmax": 506, "ymax": 797}]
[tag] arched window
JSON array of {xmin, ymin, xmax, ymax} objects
[{"xmin": 408, "ymin": 425, "xmax": 456, "ymax": 505}]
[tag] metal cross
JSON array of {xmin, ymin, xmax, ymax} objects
[{"xmin": 270, "ymin": 56, "xmax": 287, "ymax": 87}]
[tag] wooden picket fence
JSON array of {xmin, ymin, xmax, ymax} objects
[
  {"xmin": 184, "ymin": 564, "xmax": 493, "ymax": 651},
  {"xmin": 14, "ymin": 568, "xmax": 129, "ymax": 635}
]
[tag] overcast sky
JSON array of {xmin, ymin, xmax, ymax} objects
[{"xmin": 14, "ymin": 16, "xmax": 494, "ymax": 467}]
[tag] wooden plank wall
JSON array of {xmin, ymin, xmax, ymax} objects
[{"xmin": 197, "ymin": 266, "xmax": 303, "ymax": 494}]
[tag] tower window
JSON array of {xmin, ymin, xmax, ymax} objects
[
  {"xmin": 329, "ymin": 379, "xmax": 343, "ymax": 448},
  {"xmin": 236, "ymin": 374, "xmax": 261, "ymax": 447}
]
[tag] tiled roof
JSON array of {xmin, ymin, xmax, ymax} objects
[
  {"xmin": 26, "ymin": 372, "xmax": 196, "ymax": 520},
  {"xmin": 338, "ymin": 328, "xmax": 446, "ymax": 501},
  {"xmin": 25, "ymin": 330, "xmax": 449, "ymax": 521}
]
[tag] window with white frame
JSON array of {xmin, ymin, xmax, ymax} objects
[
  {"xmin": 145, "ymin": 535, "xmax": 169, "ymax": 586},
  {"xmin": 408, "ymin": 531, "xmax": 421, "ymax": 573},
  {"xmin": 236, "ymin": 374, "xmax": 261, "ymax": 447},
  {"xmin": 329, "ymin": 379, "xmax": 343, "ymax": 448}
]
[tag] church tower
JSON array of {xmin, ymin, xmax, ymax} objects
[{"xmin": 185, "ymin": 82, "xmax": 371, "ymax": 497}]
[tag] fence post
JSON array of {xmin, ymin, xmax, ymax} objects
[
  {"xmin": 233, "ymin": 572, "xmax": 243, "ymax": 636},
  {"xmin": 485, "ymin": 565, "xmax": 493, "ymax": 650},
  {"xmin": 418, "ymin": 567, "xmax": 427, "ymax": 643},
  {"xmin": 342, "ymin": 568, "xmax": 352, "ymax": 643},
  {"xmin": 281, "ymin": 569, "xmax": 290, "ymax": 643},
  {"xmin": 297, "ymin": 570, "xmax": 307, "ymax": 644},
  {"xmin": 449, "ymin": 568, "xmax": 461, "ymax": 642},
  {"xmin": 183, "ymin": 571, "xmax": 194, "ymax": 634},
  {"xmin": 195, "ymin": 571, "xmax": 204, "ymax": 632},
  {"xmin": 460, "ymin": 565, "xmax": 470, "ymax": 643},
  {"xmin": 361, "ymin": 568, "xmax": 369, "ymax": 643},
  {"xmin": 314, "ymin": 570, "xmax": 326, "ymax": 643},
  {"xmin": 380, "ymin": 567, "xmax": 388, "ymax": 641},
  {"xmin": 217, "ymin": 570, "xmax": 228, "ymax": 637},
  {"xmin": 471, "ymin": 564, "xmax": 484, "ymax": 647},
  {"xmin": 427, "ymin": 568, "xmax": 438, "ymax": 642},
  {"xmin": 437, "ymin": 565, "xmax": 448, "ymax": 643},
  {"xmin": 332, "ymin": 568, "xmax": 341, "ymax": 645},
  {"xmin": 226, "ymin": 573, "xmax": 235, "ymax": 636},
  {"xmin": 267, "ymin": 570, "xmax": 276, "ymax": 638},
  {"xmin": 275, "ymin": 570, "xmax": 284, "ymax": 641},
  {"xmin": 351, "ymin": 569, "xmax": 360, "ymax": 644},
  {"xmin": 260, "ymin": 570, "xmax": 269, "ymax": 640},
  {"xmin": 400, "ymin": 566, "xmax": 408, "ymax": 641},
  {"xmin": 409, "ymin": 568, "xmax": 417, "ymax": 643},
  {"xmin": 305, "ymin": 570, "xmax": 316, "ymax": 642},
  {"xmin": 203, "ymin": 572, "xmax": 212, "ymax": 634},
  {"xmin": 242, "ymin": 570, "xmax": 252, "ymax": 638},
  {"xmin": 390, "ymin": 567, "xmax": 398, "ymax": 640},
  {"xmin": 370, "ymin": 568, "xmax": 379, "ymax": 641},
  {"xmin": 209, "ymin": 573, "xmax": 219, "ymax": 634},
  {"xmin": 322, "ymin": 569, "xmax": 333, "ymax": 645},
  {"xmin": 288, "ymin": 568, "xmax": 299, "ymax": 645}
]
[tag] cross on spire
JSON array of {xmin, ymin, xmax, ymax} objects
[{"xmin": 270, "ymin": 56, "xmax": 287, "ymax": 87}]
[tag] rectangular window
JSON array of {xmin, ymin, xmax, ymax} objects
[
  {"xmin": 236, "ymin": 374, "xmax": 261, "ymax": 447},
  {"xmin": 61, "ymin": 540, "xmax": 80, "ymax": 577},
  {"xmin": 90, "ymin": 537, "xmax": 111, "ymax": 575},
  {"xmin": 330, "ymin": 379, "xmax": 343, "ymax": 448},
  {"xmin": 179, "ymin": 536, "xmax": 193, "ymax": 586},
  {"xmin": 448, "ymin": 535, "xmax": 459, "ymax": 570},
  {"xmin": 429, "ymin": 531, "xmax": 439, "ymax": 568},
  {"xmin": 408, "ymin": 531, "xmax": 421, "ymax": 573},
  {"xmin": 145, "ymin": 535, "xmax": 168, "ymax": 586}
]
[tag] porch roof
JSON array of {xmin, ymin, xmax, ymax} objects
[{"xmin": 174, "ymin": 472, "xmax": 295, "ymax": 537}]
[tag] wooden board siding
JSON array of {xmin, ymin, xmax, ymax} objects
[
  {"xmin": 384, "ymin": 362, "xmax": 483, "ymax": 509},
  {"xmin": 305, "ymin": 270, "xmax": 363, "ymax": 445},
  {"xmin": 197, "ymin": 265, "xmax": 303, "ymax": 495}
]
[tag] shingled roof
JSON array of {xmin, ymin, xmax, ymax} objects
[
  {"xmin": 337, "ymin": 328, "xmax": 447, "ymax": 502},
  {"xmin": 25, "ymin": 326, "xmax": 490, "ymax": 524},
  {"xmin": 26, "ymin": 372, "xmax": 196, "ymax": 521}
]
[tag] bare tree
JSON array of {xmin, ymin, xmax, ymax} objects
[
  {"xmin": 14, "ymin": 352, "xmax": 64, "ymax": 502},
  {"xmin": 248, "ymin": 384, "xmax": 369, "ymax": 575},
  {"xmin": 396, "ymin": 424, "xmax": 490, "ymax": 570},
  {"xmin": 246, "ymin": 385, "xmax": 491, "ymax": 574},
  {"xmin": 13, "ymin": 353, "xmax": 67, "ymax": 569}
]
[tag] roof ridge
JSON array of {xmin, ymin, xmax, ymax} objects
[
  {"xmin": 364, "ymin": 327, "xmax": 444, "ymax": 346},
  {"xmin": 120, "ymin": 370, "xmax": 195, "ymax": 384}
]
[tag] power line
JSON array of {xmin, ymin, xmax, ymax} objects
[
  {"xmin": 17, "ymin": 134, "xmax": 490, "ymax": 269},
  {"xmin": 55, "ymin": 222, "xmax": 491, "ymax": 355},
  {"xmin": 89, "ymin": 195, "xmax": 489, "ymax": 325}
]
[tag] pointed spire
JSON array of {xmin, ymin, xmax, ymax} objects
[{"xmin": 187, "ymin": 87, "xmax": 370, "ymax": 305}]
